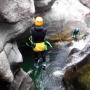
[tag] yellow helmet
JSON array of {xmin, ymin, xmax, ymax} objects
[{"xmin": 34, "ymin": 16, "xmax": 44, "ymax": 26}]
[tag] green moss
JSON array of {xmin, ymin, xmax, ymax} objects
[
  {"xmin": 78, "ymin": 64, "xmax": 90, "ymax": 74},
  {"xmin": 78, "ymin": 65, "xmax": 90, "ymax": 90},
  {"xmin": 64, "ymin": 64, "xmax": 90, "ymax": 90}
]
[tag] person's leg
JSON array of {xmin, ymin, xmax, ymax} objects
[
  {"xmin": 34, "ymin": 52, "xmax": 39, "ymax": 63},
  {"xmin": 41, "ymin": 51, "xmax": 47, "ymax": 63},
  {"xmin": 33, "ymin": 52, "xmax": 40, "ymax": 68},
  {"xmin": 41, "ymin": 51, "xmax": 47, "ymax": 69}
]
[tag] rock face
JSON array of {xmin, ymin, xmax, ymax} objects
[
  {"xmin": 0, "ymin": 0, "xmax": 35, "ymax": 22},
  {"xmin": 10, "ymin": 68, "xmax": 34, "ymax": 90},
  {"xmin": 34, "ymin": 0, "xmax": 55, "ymax": 13},
  {"xmin": 63, "ymin": 35, "xmax": 90, "ymax": 90},
  {"xmin": 0, "ymin": 0, "xmax": 35, "ymax": 90},
  {"xmin": 80, "ymin": 0, "xmax": 90, "ymax": 8}
]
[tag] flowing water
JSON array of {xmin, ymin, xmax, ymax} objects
[
  {"xmin": 19, "ymin": 34, "xmax": 90, "ymax": 90},
  {"xmin": 35, "ymin": 45, "xmax": 70, "ymax": 90},
  {"xmin": 19, "ymin": 43, "xmax": 70, "ymax": 90}
]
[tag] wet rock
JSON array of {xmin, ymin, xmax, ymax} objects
[
  {"xmin": 34, "ymin": 0, "xmax": 55, "ymax": 13},
  {"xmin": 80, "ymin": 0, "xmax": 90, "ymax": 9},
  {"xmin": 0, "ymin": 50, "xmax": 14, "ymax": 83},
  {"xmin": 64, "ymin": 64, "xmax": 90, "ymax": 90},
  {"xmin": 63, "ymin": 35, "xmax": 90, "ymax": 90},
  {"xmin": 69, "ymin": 48, "xmax": 80, "ymax": 56},
  {"xmin": 10, "ymin": 68, "xmax": 35, "ymax": 90},
  {"xmin": 0, "ymin": 0, "xmax": 35, "ymax": 89},
  {"xmin": 0, "ymin": 0, "xmax": 35, "ymax": 23}
]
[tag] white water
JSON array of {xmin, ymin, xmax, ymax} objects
[
  {"xmin": 35, "ymin": 34, "xmax": 90, "ymax": 90},
  {"xmin": 66, "ymin": 35, "xmax": 90, "ymax": 66},
  {"xmin": 53, "ymin": 70, "xmax": 64, "ymax": 77},
  {"xmin": 34, "ymin": 1, "xmax": 90, "ymax": 89},
  {"xmin": 70, "ymin": 40, "xmax": 86, "ymax": 50}
]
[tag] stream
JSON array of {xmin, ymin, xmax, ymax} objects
[
  {"xmin": 19, "ymin": 43, "xmax": 69, "ymax": 90},
  {"xmin": 19, "ymin": 34, "xmax": 90, "ymax": 90}
]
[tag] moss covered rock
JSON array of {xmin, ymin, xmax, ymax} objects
[{"xmin": 64, "ymin": 64, "xmax": 90, "ymax": 90}]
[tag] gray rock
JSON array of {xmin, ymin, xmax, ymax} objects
[
  {"xmin": 10, "ymin": 68, "xmax": 34, "ymax": 90},
  {"xmin": 0, "ymin": 50, "xmax": 13, "ymax": 83},
  {"xmin": 0, "ymin": 0, "xmax": 35, "ymax": 89},
  {"xmin": 63, "ymin": 35, "xmax": 90, "ymax": 90},
  {"xmin": 34, "ymin": 0, "xmax": 55, "ymax": 12},
  {"xmin": 0, "ymin": 0, "xmax": 35, "ymax": 23},
  {"xmin": 80, "ymin": 0, "xmax": 90, "ymax": 9},
  {"xmin": 6, "ymin": 42, "xmax": 23, "ymax": 65}
]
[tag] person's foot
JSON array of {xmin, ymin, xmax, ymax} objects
[
  {"xmin": 34, "ymin": 63, "xmax": 39, "ymax": 69},
  {"xmin": 42, "ymin": 62, "xmax": 47, "ymax": 70}
]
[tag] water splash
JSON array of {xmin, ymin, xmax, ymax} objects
[{"xmin": 34, "ymin": 34, "xmax": 90, "ymax": 90}]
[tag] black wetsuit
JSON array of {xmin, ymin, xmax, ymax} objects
[
  {"xmin": 31, "ymin": 25, "xmax": 47, "ymax": 43},
  {"xmin": 31, "ymin": 25, "xmax": 47, "ymax": 63}
]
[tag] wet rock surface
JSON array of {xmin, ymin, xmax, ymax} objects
[
  {"xmin": 34, "ymin": 0, "xmax": 55, "ymax": 13},
  {"xmin": 80, "ymin": 0, "xmax": 90, "ymax": 8},
  {"xmin": 10, "ymin": 68, "xmax": 34, "ymax": 90},
  {"xmin": 0, "ymin": 0, "xmax": 35, "ymax": 23},
  {"xmin": 63, "ymin": 35, "xmax": 90, "ymax": 90},
  {"xmin": 0, "ymin": 0, "xmax": 35, "ymax": 89}
]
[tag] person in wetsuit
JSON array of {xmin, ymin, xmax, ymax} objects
[
  {"xmin": 27, "ymin": 16, "xmax": 52, "ymax": 68},
  {"xmin": 72, "ymin": 28, "xmax": 80, "ymax": 41}
]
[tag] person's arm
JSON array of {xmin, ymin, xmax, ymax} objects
[
  {"xmin": 26, "ymin": 42, "xmax": 30, "ymax": 47},
  {"xmin": 26, "ymin": 36, "xmax": 31, "ymax": 47},
  {"xmin": 45, "ymin": 40, "xmax": 53, "ymax": 49},
  {"xmin": 26, "ymin": 36, "xmax": 35, "ymax": 48},
  {"xmin": 28, "ymin": 36, "xmax": 35, "ymax": 47}
]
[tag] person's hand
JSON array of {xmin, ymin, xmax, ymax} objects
[
  {"xmin": 29, "ymin": 36, "xmax": 32, "ymax": 41},
  {"xmin": 26, "ymin": 42, "xmax": 29, "ymax": 47}
]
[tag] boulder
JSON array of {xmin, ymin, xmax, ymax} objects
[
  {"xmin": 10, "ymin": 68, "xmax": 34, "ymax": 90},
  {"xmin": 80, "ymin": 0, "xmax": 90, "ymax": 9},
  {"xmin": 0, "ymin": 0, "xmax": 35, "ymax": 89},
  {"xmin": 0, "ymin": 0, "xmax": 35, "ymax": 23},
  {"xmin": 34, "ymin": 0, "xmax": 55, "ymax": 13},
  {"xmin": 63, "ymin": 35, "xmax": 90, "ymax": 90}
]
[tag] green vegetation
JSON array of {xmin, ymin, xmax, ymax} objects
[
  {"xmin": 78, "ymin": 64, "xmax": 90, "ymax": 90},
  {"xmin": 64, "ymin": 64, "xmax": 90, "ymax": 90}
]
